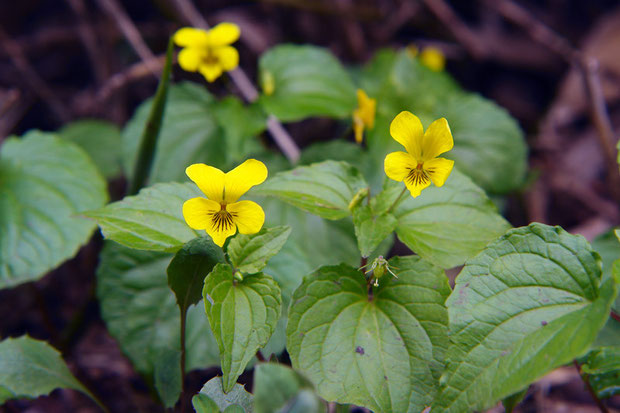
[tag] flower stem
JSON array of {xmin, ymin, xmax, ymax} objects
[{"xmin": 387, "ymin": 186, "xmax": 408, "ymax": 214}]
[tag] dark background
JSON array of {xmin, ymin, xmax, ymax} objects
[{"xmin": 1, "ymin": 0, "xmax": 619, "ymax": 411}]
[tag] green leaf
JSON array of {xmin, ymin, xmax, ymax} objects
[
  {"xmin": 167, "ymin": 237, "xmax": 225, "ymax": 314},
  {"xmin": 0, "ymin": 336, "xmax": 95, "ymax": 405},
  {"xmin": 203, "ymin": 264, "xmax": 282, "ymax": 392},
  {"xmin": 384, "ymin": 169, "xmax": 510, "ymax": 269},
  {"xmin": 352, "ymin": 204, "xmax": 397, "ymax": 258},
  {"xmin": 84, "ymin": 182, "xmax": 200, "ymax": 252},
  {"xmin": 59, "ymin": 119, "xmax": 122, "ymax": 179},
  {"xmin": 128, "ymin": 37, "xmax": 174, "ymax": 194},
  {"xmin": 502, "ymin": 387, "xmax": 529, "ymax": 413},
  {"xmin": 254, "ymin": 363, "xmax": 326, "ymax": 413},
  {"xmin": 228, "ymin": 226, "xmax": 291, "ymax": 274},
  {"xmin": 153, "ymin": 347, "xmax": 182, "ymax": 408},
  {"xmin": 0, "ymin": 131, "xmax": 107, "ymax": 289},
  {"xmin": 194, "ymin": 376, "xmax": 253, "ymax": 412},
  {"xmin": 258, "ymin": 45, "xmax": 356, "ymax": 121},
  {"xmin": 287, "ymin": 257, "xmax": 450, "ymax": 412},
  {"xmin": 588, "ymin": 370, "xmax": 620, "ymax": 399},
  {"xmin": 193, "ymin": 393, "xmax": 221, "ymax": 413},
  {"xmin": 434, "ymin": 223, "xmax": 617, "ymax": 412},
  {"xmin": 254, "ymin": 161, "xmax": 367, "ymax": 220},
  {"xmin": 96, "ymin": 242, "xmax": 219, "ymax": 393},
  {"xmin": 122, "ymin": 82, "xmax": 222, "ymax": 184},
  {"xmin": 583, "ymin": 347, "xmax": 620, "ymax": 375},
  {"xmin": 592, "ymin": 230, "xmax": 620, "ymax": 312}
]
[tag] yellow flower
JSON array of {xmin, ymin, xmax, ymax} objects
[
  {"xmin": 353, "ymin": 89, "xmax": 376, "ymax": 144},
  {"xmin": 183, "ymin": 159, "xmax": 267, "ymax": 247},
  {"xmin": 384, "ymin": 111, "xmax": 454, "ymax": 198},
  {"xmin": 173, "ymin": 23, "xmax": 240, "ymax": 83},
  {"xmin": 419, "ymin": 47, "xmax": 445, "ymax": 72}
]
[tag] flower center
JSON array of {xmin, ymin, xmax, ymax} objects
[
  {"xmin": 212, "ymin": 206, "xmax": 234, "ymax": 231},
  {"xmin": 406, "ymin": 163, "xmax": 429, "ymax": 186},
  {"xmin": 204, "ymin": 50, "xmax": 219, "ymax": 65}
]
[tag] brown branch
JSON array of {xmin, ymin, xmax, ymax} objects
[
  {"xmin": 169, "ymin": 0, "xmax": 301, "ymax": 162},
  {"xmin": 95, "ymin": 0, "xmax": 161, "ymax": 77},
  {"xmin": 573, "ymin": 360, "xmax": 609, "ymax": 413},
  {"xmin": 96, "ymin": 55, "xmax": 167, "ymax": 102}
]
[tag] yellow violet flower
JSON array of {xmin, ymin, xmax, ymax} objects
[
  {"xmin": 419, "ymin": 47, "xmax": 445, "ymax": 72},
  {"xmin": 173, "ymin": 23, "xmax": 240, "ymax": 83},
  {"xmin": 182, "ymin": 159, "xmax": 267, "ymax": 247},
  {"xmin": 384, "ymin": 111, "xmax": 454, "ymax": 198},
  {"xmin": 353, "ymin": 89, "xmax": 376, "ymax": 144}
]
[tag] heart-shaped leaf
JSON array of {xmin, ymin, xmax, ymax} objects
[{"xmin": 193, "ymin": 376, "xmax": 253, "ymax": 412}]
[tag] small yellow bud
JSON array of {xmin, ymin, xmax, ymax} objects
[{"xmin": 262, "ymin": 71, "xmax": 275, "ymax": 96}]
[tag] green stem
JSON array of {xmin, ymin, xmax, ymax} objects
[{"xmin": 386, "ymin": 186, "xmax": 408, "ymax": 214}]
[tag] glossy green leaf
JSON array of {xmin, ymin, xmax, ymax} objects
[
  {"xmin": 122, "ymin": 82, "xmax": 223, "ymax": 184},
  {"xmin": 194, "ymin": 376, "xmax": 253, "ymax": 412},
  {"xmin": 58, "ymin": 119, "xmax": 122, "ymax": 179},
  {"xmin": 228, "ymin": 226, "xmax": 291, "ymax": 274},
  {"xmin": 254, "ymin": 161, "xmax": 367, "ymax": 220},
  {"xmin": 434, "ymin": 223, "xmax": 617, "ymax": 412},
  {"xmin": 258, "ymin": 45, "xmax": 356, "ymax": 121},
  {"xmin": 203, "ymin": 264, "xmax": 282, "ymax": 392},
  {"xmin": 381, "ymin": 169, "xmax": 510, "ymax": 269},
  {"xmin": 84, "ymin": 182, "xmax": 200, "ymax": 252},
  {"xmin": 287, "ymin": 257, "xmax": 450, "ymax": 412},
  {"xmin": 167, "ymin": 237, "xmax": 225, "ymax": 313},
  {"xmin": 96, "ymin": 242, "xmax": 219, "ymax": 397},
  {"xmin": 0, "ymin": 336, "xmax": 95, "ymax": 405},
  {"xmin": 352, "ymin": 204, "xmax": 397, "ymax": 258},
  {"xmin": 254, "ymin": 363, "xmax": 326, "ymax": 413},
  {"xmin": 0, "ymin": 131, "xmax": 107, "ymax": 289}
]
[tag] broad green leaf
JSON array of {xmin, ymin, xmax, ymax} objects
[
  {"xmin": 254, "ymin": 363, "xmax": 326, "ymax": 413},
  {"xmin": 0, "ymin": 131, "xmax": 107, "ymax": 289},
  {"xmin": 122, "ymin": 82, "xmax": 222, "ymax": 184},
  {"xmin": 154, "ymin": 347, "xmax": 182, "ymax": 408},
  {"xmin": 298, "ymin": 140, "xmax": 366, "ymax": 166},
  {"xmin": 287, "ymin": 257, "xmax": 450, "ymax": 412},
  {"xmin": 258, "ymin": 45, "xmax": 356, "ymax": 121},
  {"xmin": 84, "ymin": 182, "xmax": 200, "ymax": 252},
  {"xmin": 434, "ymin": 223, "xmax": 617, "ymax": 412},
  {"xmin": 383, "ymin": 169, "xmax": 510, "ymax": 269},
  {"xmin": 228, "ymin": 226, "xmax": 291, "ymax": 274},
  {"xmin": 203, "ymin": 264, "xmax": 282, "ymax": 392},
  {"xmin": 96, "ymin": 242, "xmax": 219, "ymax": 397},
  {"xmin": 582, "ymin": 347, "xmax": 620, "ymax": 375},
  {"xmin": 356, "ymin": 48, "xmax": 398, "ymax": 99},
  {"xmin": 254, "ymin": 161, "xmax": 367, "ymax": 220},
  {"xmin": 194, "ymin": 376, "xmax": 253, "ymax": 412},
  {"xmin": 59, "ymin": 119, "xmax": 122, "ymax": 179},
  {"xmin": 214, "ymin": 97, "xmax": 266, "ymax": 165},
  {"xmin": 193, "ymin": 393, "xmax": 221, "ymax": 413},
  {"xmin": 352, "ymin": 204, "xmax": 397, "ymax": 258},
  {"xmin": 0, "ymin": 336, "xmax": 96, "ymax": 405},
  {"xmin": 167, "ymin": 237, "xmax": 225, "ymax": 313},
  {"xmin": 592, "ymin": 230, "xmax": 620, "ymax": 312}
]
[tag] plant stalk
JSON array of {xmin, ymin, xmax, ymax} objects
[{"xmin": 573, "ymin": 360, "xmax": 609, "ymax": 413}]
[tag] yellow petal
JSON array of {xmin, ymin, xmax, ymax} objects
[
  {"xmin": 424, "ymin": 157, "xmax": 454, "ymax": 187},
  {"xmin": 183, "ymin": 197, "xmax": 220, "ymax": 229},
  {"xmin": 356, "ymin": 89, "xmax": 376, "ymax": 129},
  {"xmin": 206, "ymin": 210, "xmax": 237, "ymax": 247},
  {"xmin": 421, "ymin": 117, "xmax": 453, "ymax": 161},
  {"xmin": 384, "ymin": 151, "xmax": 416, "ymax": 182},
  {"xmin": 390, "ymin": 111, "xmax": 423, "ymax": 159},
  {"xmin": 186, "ymin": 164, "xmax": 225, "ymax": 202},
  {"xmin": 228, "ymin": 200, "xmax": 265, "ymax": 235},
  {"xmin": 420, "ymin": 47, "xmax": 445, "ymax": 72},
  {"xmin": 214, "ymin": 46, "xmax": 239, "ymax": 71},
  {"xmin": 199, "ymin": 63, "xmax": 223, "ymax": 83},
  {"xmin": 206, "ymin": 22, "xmax": 240, "ymax": 47},
  {"xmin": 353, "ymin": 116, "xmax": 364, "ymax": 144},
  {"xmin": 173, "ymin": 27, "xmax": 209, "ymax": 48},
  {"xmin": 178, "ymin": 48, "xmax": 204, "ymax": 72},
  {"xmin": 404, "ymin": 170, "xmax": 431, "ymax": 198},
  {"xmin": 224, "ymin": 159, "xmax": 268, "ymax": 203}
]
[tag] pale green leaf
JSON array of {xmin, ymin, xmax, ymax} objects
[
  {"xmin": 254, "ymin": 161, "xmax": 367, "ymax": 220},
  {"xmin": 258, "ymin": 45, "xmax": 356, "ymax": 121},
  {"xmin": 254, "ymin": 363, "xmax": 326, "ymax": 413},
  {"xmin": 59, "ymin": 119, "xmax": 122, "ymax": 179},
  {"xmin": 84, "ymin": 182, "xmax": 200, "ymax": 252},
  {"xmin": 385, "ymin": 169, "xmax": 510, "ymax": 269},
  {"xmin": 287, "ymin": 257, "xmax": 450, "ymax": 412},
  {"xmin": 228, "ymin": 226, "xmax": 291, "ymax": 274},
  {"xmin": 203, "ymin": 264, "xmax": 282, "ymax": 392},
  {"xmin": 0, "ymin": 336, "xmax": 94, "ymax": 405},
  {"xmin": 434, "ymin": 223, "xmax": 617, "ymax": 412},
  {"xmin": 0, "ymin": 131, "xmax": 107, "ymax": 289},
  {"xmin": 195, "ymin": 376, "xmax": 253, "ymax": 412}
]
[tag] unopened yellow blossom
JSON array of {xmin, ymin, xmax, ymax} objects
[
  {"xmin": 353, "ymin": 89, "xmax": 376, "ymax": 144},
  {"xmin": 173, "ymin": 23, "xmax": 240, "ymax": 83},
  {"xmin": 384, "ymin": 111, "xmax": 454, "ymax": 198},
  {"xmin": 183, "ymin": 159, "xmax": 267, "ymax": 247},
  {"xmin": 419, "ymin": 47, "xmax": 445, "ymax": 72}
]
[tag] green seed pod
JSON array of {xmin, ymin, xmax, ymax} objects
[
  {"xmin": 233, "ymin": 271, "xmax": 244, "ymax": 282},
  {"xmin": 348, "ymin": 187, "xmax": 369, "ymax": 211}
]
